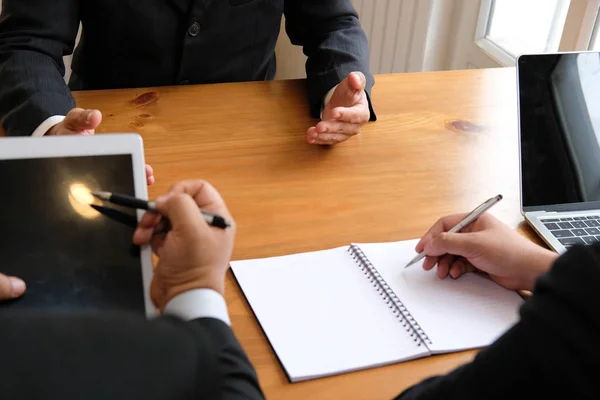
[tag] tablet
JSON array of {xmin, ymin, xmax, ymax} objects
[{"xmin": 0, "ymin": 134, "xmax": 155, "ymax": 317}]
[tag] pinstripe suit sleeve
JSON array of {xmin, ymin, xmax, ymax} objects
[
  {"xmin": 0, "ymin": 0, "xmax": 78, "ymax": 136},
  {"xmin": 284, "ymin": 0, "xmax": 376, "ymax": 121}
]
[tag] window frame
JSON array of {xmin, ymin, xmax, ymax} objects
[{"xmin": 473, "ymin": 0, "xmax": 600, "ymax": 67}]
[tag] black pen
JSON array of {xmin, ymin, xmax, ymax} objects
[{"xmin": 91, "ymin": 191, "xmax": 232, "ymax": 229}]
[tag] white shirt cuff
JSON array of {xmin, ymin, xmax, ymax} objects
[
  {"xmin": 320, "ymin": 85, "xmax": 338, "ymax": 120},
  {"xmin": 163, "ymin": 288, "xmax": 231, "ymax": 326},
  {"xmin": 31, "ymin": 115, "xmax": 66, "ymax": 137}
]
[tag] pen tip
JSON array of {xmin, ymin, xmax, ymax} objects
[{"xmin": 497, "ymin": 194, "xmax": 503, "ymax": 200}]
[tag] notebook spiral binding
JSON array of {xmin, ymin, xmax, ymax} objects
[{"xmin": 348, "ymin": 245, "xmax": 432, "ymax": 347}]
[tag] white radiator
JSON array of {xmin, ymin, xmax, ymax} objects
[
  {"xmin": 353, "ymin": 0, "xmax": 426, "ymax": 74},
  {"xmin": 275, "ymin": 0, "xmax": 430, "ymax": 79}
]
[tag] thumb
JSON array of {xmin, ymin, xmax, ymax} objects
[
  {"xmin": 424, "ymin": 232, "xmax": 479, "ymax": 259},
  {"xmin": 64, "ymin": 108, "xmax": 103, "ymax": 131},
  {"xmin": 348, "ymin": 71, "xmax": 366, "ymax": 92},
  {"xmin": 0, "ymin": 274, "xmax": 26, "ymax": 301},
  {"xmin": 155, "ymin": 193, "xmax": 203, "ymax": 233}
]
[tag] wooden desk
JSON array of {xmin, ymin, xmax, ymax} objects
[{"xmin": 50, "ymin": 68, "xmax": 530, "ymax": 399}]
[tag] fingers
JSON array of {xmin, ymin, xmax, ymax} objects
[
  {"xmin": 146, "ymin": 164, "xmax": 155, "ymax": 185},
  {"xmin": 162, "ymin": 180, "xmax": 231, "ymax": 218},
  {"xmin": 330, "ymin": 105, "xmax": 370, "ymax": 125},
  {"xmin": 311, "ymin": 132, "xmax": 350, "ymax": 145},
  {"xmin": 325, "ymin": 72, "xmax": 367, "ymax": 113},
  {"xmin": 348, "ymin": 71, "xmax": 367, "ymax": 92},
  {"xmin": 437, "ymin": 254, "xmax": 454, "ymax": 279},
  {"xmin": 133, "ymin": 212, "xmax": 161, "ymax": 245},
  {"xmin": 415, "ymin": 213, "xmax": 470, "ymax": 253},
  {"xmin": 430, "ymin": 256, "xmax": 475, "ymax": 280},
  {"xmin": 423, "ymin": 255, "xmax": 438, "ymax": 271},
  {"xmin": 135, "ymin": 179, "xmax": 233, "ymax": 248},
  {"xmin": 63, "ymin": 108, "xmax": 103, "ymax": 133},
  {"xmin": 424, "ymin": 231, "xmax": 478, "ymax": 259},
  {"xmin": 150, "ymin": 232, "xmax": 166, "ymax": 257},
  {"xmin": 306, "ymin": 126, "xmax": 318, "ymax": 144},
  {"xmin": 306, "ymin": 126, "xmax": 354, "ymax": 145},
  {"xmin": 448, "ymin": 258, "xmax": 477, "ymax": 280},
  {"xmin": 316, "ymin": 119, "xmax": 361, "ymax": 136},
  {"xmin": 306, "ymin": 116, "xmax": 364, "ymax": 145},
  {"xmin": 155, "ymin": 193, "xmax": 203, "ymax": 232},
  {"xmin": 0, "ymin": 274, "xmax": 26, "ymax": 301}
]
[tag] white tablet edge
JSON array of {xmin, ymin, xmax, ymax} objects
[{"xmin": 0, "ymin": 134, "xmax": 157, "ymax": 318}]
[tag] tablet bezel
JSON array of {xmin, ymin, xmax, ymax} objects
[{"xmin": 0, "ymin": 133, "xmax": 156, "ymax": 318}]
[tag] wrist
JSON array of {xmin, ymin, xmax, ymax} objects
[
  {"xmin": 32, "ymin": 115, "xmax": 65, "ymax": 137},
  {"xmin": 522, "ymin": 247, "xmax": 557, "ymax": 291},
  {"xmin": 47, "ymin": 124, "xmax": 61, "ymax": 136},
  {"xmin": 161, "ymin": 275, "xmax": 225, "ymax": 311}
]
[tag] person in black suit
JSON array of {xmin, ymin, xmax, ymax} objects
[
  {"xmin": 0, "ymin": 0, "xmax": 375, "ymax": 147},
  {"xmin": 1, "ymin": 180, "xmax": 266, "ymax": 399},
  {"xmin": 395, "ymin": 213, "xmax": 599, "ymax": 399},
  {"xmin": 0, "ymin": 181, "xmax": 600, "ymax": 400},
  {"xmin": 2, "ymin": 180, "xmax": 599, "ymax": 398}
]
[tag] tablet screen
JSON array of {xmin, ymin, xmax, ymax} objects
[{"xmin": 0, "ymin": 155, "xmax": 145, "ymax": 313}]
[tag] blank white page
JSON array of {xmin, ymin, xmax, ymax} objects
[
  {"xmin": 355, "ymin": 240, "xmax": 523, "ymax": 353},
  {"xmin": 231, "ymin": 246, "xmax": 428, "ymax": 382}
]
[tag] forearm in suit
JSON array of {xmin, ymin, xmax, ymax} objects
[
  {"xmin": 0, "ymin": 313, "xmax": 265, "ymax": 400},
  {"xmin": 186, "ymin": 317, "xmax": 266, "ymax": 400},
  {"xmin": 395, "ymin": 245, "xmax": 600, "ymax": 400},
  {"xmin": 0, "ymin": 0, "xmax": 78, "ymax": 136},
  {"xmin": 283, "ymin": 0, "xmax": 376, "ymax": 120}
]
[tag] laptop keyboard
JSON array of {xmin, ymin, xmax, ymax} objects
[{"xmin": 542, "ymin": 216, "xmax": 600, "ymax": 247}]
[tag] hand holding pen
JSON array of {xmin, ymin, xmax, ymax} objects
[
  {"xmin": 406, "ymin": 195, "xmax": 557, "ymax": 291},
  {"xmin": 405, "ymin": 195, "xmax": 503, "ymax": 268},
  {"xmin": 132, "ymin": 180, "xmax": 236, "ymax": 308}
]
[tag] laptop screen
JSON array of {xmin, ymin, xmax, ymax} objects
[{"xmin": 519, "ymin": 52, "xmax": 600, "ymax": 212}]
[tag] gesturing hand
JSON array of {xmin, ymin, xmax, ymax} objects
[
  {"xmin": 0, "ymin": 273, "xmax": 26, "ymax": 301},
  {"xmin": 133, "ymin": 180, "xmax": 235, "ymax": 311},
  {"xmin": 416, "ymin": 213, "xmax": 558, "ymax": 291},
  {"xmin": 47, "ymin": 108, "xmax": 155, "ymax": 185},
  {"xmin": 306, "ymin": 72, "xmax": 370, "ymax": 145}
]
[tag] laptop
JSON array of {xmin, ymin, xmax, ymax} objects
[{"xmin": 518, "ymin": 51, "xmax": 600, "ymax": 253}]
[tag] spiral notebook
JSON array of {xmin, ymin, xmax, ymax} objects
[{"xmin": 230, "ymin": 239, "xmax": 523, "ymax": 382}]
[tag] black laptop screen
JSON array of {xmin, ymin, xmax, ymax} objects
[{"xmin": 519, "ymin": 52, "xmax": 600, "ymax": 211}]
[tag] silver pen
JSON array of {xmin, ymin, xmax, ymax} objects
[{"xmin": 404, "ymin": 194, "xmax": 503, "ymax": 268}]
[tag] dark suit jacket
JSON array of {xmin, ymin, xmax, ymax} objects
[
  {"xmin": 0, "ymin": 313, "xmax": 265, "ymax": 400},
  {"xmin": 0, "ymin": 0, "xmax": 374, "ymax": 137},
  {"xmin": 396, "ymin": 245, "xmax": 600, "ymax": 399}
]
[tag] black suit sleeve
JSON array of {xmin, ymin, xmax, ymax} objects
[
  {"xmin": 395, "ymin": 245, "xmax": 600, "ymax": 400},
  {"xmin": 283, "ymin": 0, "xmax": 376, "ymax": 120},
  {"xmin": 0, "ymin": 314, "xmax": 265, "ymax": 400},
  {"xmin": 0, "ymin": 0, "xmax": 78, "ymax": 136}
]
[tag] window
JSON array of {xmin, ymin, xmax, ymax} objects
[
  {"xmin": 474, "ymin": 0, "xmax": 600, "ymax": 67},
  {"xmin": 485, "ymin": 0, "xmax": 570, "ymax": 56},
  {"xmin": 591, "ymin": 18, "xmax": 600, "ymax": 50}
]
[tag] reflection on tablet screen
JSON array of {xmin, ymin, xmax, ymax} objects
[{"xmin": 0, "ymin": 155, "xmax": 145, "ymax": 313}]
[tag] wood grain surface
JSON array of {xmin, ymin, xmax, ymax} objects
[{"xmin": 4, "ymin": 68, "xmax": 540, "ymax": 399}]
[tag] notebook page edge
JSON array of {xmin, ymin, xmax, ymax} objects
[
  {"xmin": 353, "ymin": 240, "xmax": 522, "ymax": 354},
  {"xmin": 292, "ymin": 349, "xmax": 431, "ymax": 382},
  {"xmin": 230, "ymin": 245, "xmax": 424, "ymax": 381}
]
